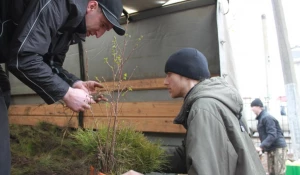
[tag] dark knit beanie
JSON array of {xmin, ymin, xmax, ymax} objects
[
  {"xmin": 251, "ymin": 98, "xmax": 264, "ymax": 107},
  {"xmin": 164, "ymin": 48, "xmax": 210, "ymax": 80}
]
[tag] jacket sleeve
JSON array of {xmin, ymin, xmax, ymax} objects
[
  {"xmin": 50, "ymin": 42, "xmax": 81, "ymax": 87},
  {"xmin": 8, "ymin": 0, "xmax": 71, "ymax": 104},
  {"xmin": 160, "ymin": 144, "xmax": 187, "ymax": 173},
  {"xmin": 185, "ymin": 108, "xmax": 237, "ymax": 175},
  {"xmin": 260, "ymin": 117, "xmax": 277, "ymax": 148},
  {"xmin": 0, "ymin": 65, "xmax": 10, "ymax": 92}
]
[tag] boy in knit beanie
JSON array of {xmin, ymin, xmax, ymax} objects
[
  {"xmin": 251, "ymin": 98, "xmax": 287, "ymax": 175},
  {"xmin": 123, "ymin": 48, "xmax": 265, "ymax": 175},
  {"xmin": 160, "ymin": 48, "xmax": 265, "ymax": 174}
]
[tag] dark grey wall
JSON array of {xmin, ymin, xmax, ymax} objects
[{"xmin": 86, "ymin": 4, "xmax": 219, "ymax": 82}]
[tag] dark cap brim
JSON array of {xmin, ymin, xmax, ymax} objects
[{"xmin": 101, "ymin": 8, "xmax": 125, "ymax": 36}]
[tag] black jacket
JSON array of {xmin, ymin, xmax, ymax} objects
[
  {"xmin": 0, "ymin": 0, "xmax": 14, "ymax": 92},
  {"xmin": 0, "ymin": 65, "xmax": 10, "ymax": 92},
  {"xmin": 6, "ymin": 0, "xmax": 88, "ymax": 104},
  {"xmin": 256, "ymin": 110, "xmax": 287, "ymax": 151}
]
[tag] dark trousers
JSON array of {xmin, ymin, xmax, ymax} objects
[{"xmin": 0, "ymin": 88, "xmax": 11, "ymax": 175}]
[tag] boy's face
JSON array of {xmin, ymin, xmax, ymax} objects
[
  {"xmin": 164, "ymin": 72, "xmax": 186, "ymax": 98},
  {"xmin": 85, "ymin": 1, "xmax": 113, "ymax": 38}
]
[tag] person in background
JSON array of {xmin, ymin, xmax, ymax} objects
[
  {"xmin": 251, "ymin": 98, "xmax": 287, "ymax": 175},
  {"xmin": 123, "ymin": 48, "xmax": 265, "ymax": 175},
  {"xmin": 0, "ymin": 0, "xmax": 125, "ymax": 174}
]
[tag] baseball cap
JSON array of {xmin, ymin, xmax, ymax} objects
[{"xmin": 97, "ymin": 0, "xmax": 125, "ymax": 36}]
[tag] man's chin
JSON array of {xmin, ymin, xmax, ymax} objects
[{"xmin": 170, "ymin": 94, "xmax": 178, "ymax": 99}]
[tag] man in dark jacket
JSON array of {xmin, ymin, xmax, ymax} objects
[
  {"xmin": 0, "ymin": 0, "xmax": 125, "ymax": 174},
  {"xmin": 251, "ymin": 98, "xmax": 287, "ymax": 175}
]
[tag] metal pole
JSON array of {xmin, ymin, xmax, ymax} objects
[
  {"xmin": 78, "ymin": 40, "xmax": 86, "ymax": 128},
  {"xmin": 261, "ymin": 14, "xmax": 271, "ymax": 110},
  {"xmin": 271, "ymin": 0, "xmax": 300, "ymax": 160}
]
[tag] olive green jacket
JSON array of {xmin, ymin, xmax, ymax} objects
[{"xmin": 164, "ymin": 77, "xmax": 265, "ymax": 175}]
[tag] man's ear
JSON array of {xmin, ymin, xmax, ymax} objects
[{"xmin": 86, "ymin": 1, "xmax": 99, "ymax": 13}]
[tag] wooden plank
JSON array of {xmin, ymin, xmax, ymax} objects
[
  {"xmin": 8, "ymin": 101, "xmax": 182, "ymax": 117},
  {"xmin": 98, "ymin": 78, "xmax": 166, "ymax": 91},
  {"xmin": 9, "ymin": 78, "xmax": 167, "ymax": 95},
  {"xmin": 9, "ymin": 115, "xmax": 78, "ymax": 128},
  {"xmin": 83, "ymin": 117, "xmax": 186, "ymax": 133},
  {"xmin": 86, "ymin": 101, "xmax": 183, "ymax": 117},
  {"xmin": 98, "ymin": 76, "xmax": 218, "ymax": 92},
  {"xmin": 8, "ymin": 101, "xmax": 185, "ymax": 133},
  {"xmin": 8, "ymin": 104, "xmax": 78, "ymax": 128},
  {"xmin": 8, "ymin": 104, "xmax": 75, "ymax": 116}
]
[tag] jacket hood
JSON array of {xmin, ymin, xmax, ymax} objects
[
  {"xmin": 174, "ymin": 77, "xmax": 243, "ymax": 125},
  {"xmin": 61, "ymin": 0, "xmax": 88, "ymax": 32}
]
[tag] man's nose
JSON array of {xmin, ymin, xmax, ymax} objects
[{"xmin": 163, "ymin": 78, "xmax": 168, "ymax": 85}]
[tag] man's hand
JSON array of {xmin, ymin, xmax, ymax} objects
[
  {"xmin": 90, "ymin": 92, "xmax": 108, "ymax": 102},
  {"xmin": 73, "ymin": 80, "xmax": 104, "ymax": 94},
  {"xmin": 256, "ymin": 146, "xmax": 263, "ymax": 158},
  {"xmin": 63, "ymin": 87, "xmax": 96, "ymax": 112},
  {"xmin": 256, "ymin": 147, "xmax": 262, "ymax": 152},
  {"xmin": 122, "ymin": 170, "xmax": 143, "ymax": 175},
  {"xmin": 72, "ymin": 81, "xmax": 107, "ymax": 102}
]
